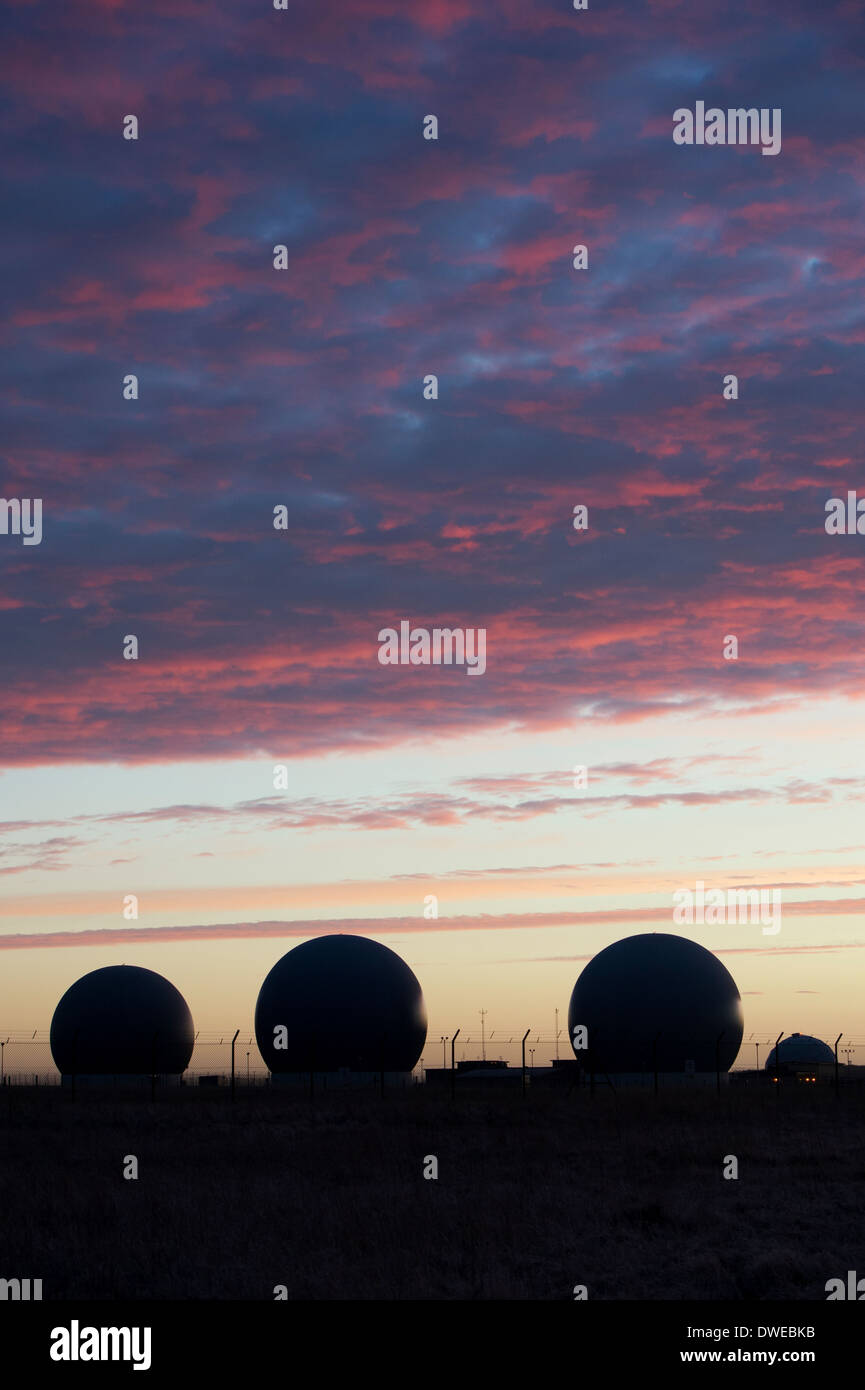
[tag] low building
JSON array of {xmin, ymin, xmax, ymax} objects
[{"xmin": 765, "ymin": 1033, "xmax": 836, "ymax": 1083}]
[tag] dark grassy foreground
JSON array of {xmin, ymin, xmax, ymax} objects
[{"xmin": 1, "ymin": 1083, "xmax": 863, "ymax": 1300}]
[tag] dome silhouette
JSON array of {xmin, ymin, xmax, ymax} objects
[
  {"xmin": 766, "ymin": 1033, "xmax": 834, "ymax": 1070},
  {"xmin": 255, "ymin": 935, "xmax": 427, "ymax": 1072},
  {"xmin": 567, "ymin": 933, "xmax": 743, "ymax": 1073},
  {"xmin": 50, "ymin": 965, "xmax": 194, "ymax": 1075}
]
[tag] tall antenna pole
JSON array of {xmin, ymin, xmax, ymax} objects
[
  {"xmin": 555, "ymin": 1008, "xmax": 559, "ymax": 1060},
  {"xmin": 479, "ymin": 1009, "xmax": 487, "ymax": 1061}
]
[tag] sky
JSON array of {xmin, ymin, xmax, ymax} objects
[{"xmin": 2, "ymin": 0, "xmax": 865, "ymax": 1075}]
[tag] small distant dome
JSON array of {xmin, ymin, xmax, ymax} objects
[
  {"xmin": 765, "ymin": 1033, "xmax": 834, "ymax": 1070},
  {"xmin": 255, "ymin": 935, "xmax": 427, "ymax": 1072},
  {"xmin": 50, "ymin": 965, "xmax": 194, "ymax": 1074}
]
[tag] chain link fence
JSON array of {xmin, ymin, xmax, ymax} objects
[{"xmin": 0, "ymin": 1028, "xmax": 860, "ymax": 1088}]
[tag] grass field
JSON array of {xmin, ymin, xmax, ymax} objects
[{"xmin": 1, "ymin": 1083, "xmax": 863, "ymax": 1300}]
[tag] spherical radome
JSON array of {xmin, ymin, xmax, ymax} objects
[
  {"xmin": 567, "ymin": 933, "xmax": 743, "ymax": 1073},
  {"xmin": 766, "ymin": 1033, "xmax": 834, "ymax": 1070},
  {"xmin": 50, "ymin": 965, "xmax": 194, "ymax": 1074},
  {"xmin": 255, "ymin": 935, "xmax": 428, "ymax": 1072}
]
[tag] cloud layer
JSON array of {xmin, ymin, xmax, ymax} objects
[{"xmin": 2, "ymin": 0, "xmax": 865, "ymax": 764}]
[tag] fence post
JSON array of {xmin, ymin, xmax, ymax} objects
[
  {"xmin": 450, "ymin": 1029, "xmax": 460, "ymax": 1102},
  {"xmin": 230, "ymin": 1030, "xmax": 240, "ymax": 1102}
]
